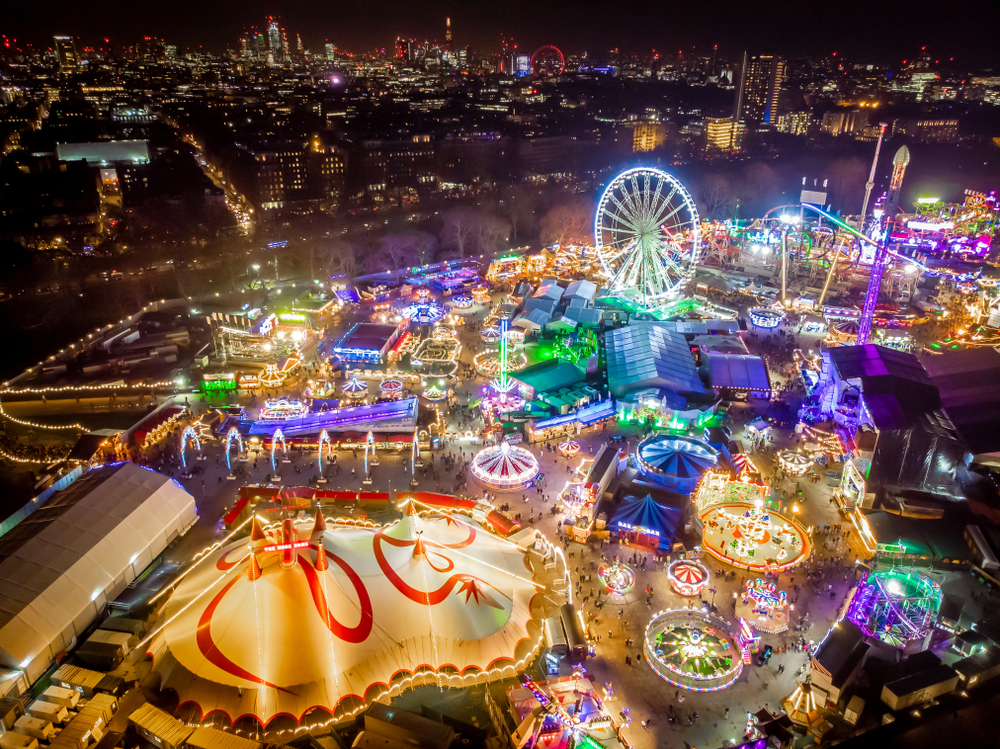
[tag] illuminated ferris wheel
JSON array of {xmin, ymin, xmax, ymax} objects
[{"xmin": 595, "ymin": 167, "xmax": 701, "ymax": 303}]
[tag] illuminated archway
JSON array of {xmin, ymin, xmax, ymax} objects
[
  {"xmin": 271, "ymin": 428, "xmax": 287, "ymax": 472},
  {"xmin": 224, "ymin": 427, "xmax": 244, "ymax": 472},
  {"xmin": 180, "ymin": 426, "xmax": 201, "ymax": 469},
  {"xmin": 318, "ymin": 429, "xmax": 333, "ymax": 472}
]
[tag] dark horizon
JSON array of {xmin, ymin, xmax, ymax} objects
[{"xmin": 4, "ymin": 0, "xmax": 1000, "ymax": 67}]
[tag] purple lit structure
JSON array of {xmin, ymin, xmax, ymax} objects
[{"xmin": 857, "ymin": 146, "xmax": 910, "ymax": 345}]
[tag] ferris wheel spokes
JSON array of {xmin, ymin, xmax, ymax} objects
[{"xmin": 595, "ymin": 166, "xmax": 701, "ymax": 303}]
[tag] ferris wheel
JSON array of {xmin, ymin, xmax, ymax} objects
[{"xmin": 595, "ymin": 167, "xmax": 701, "ymax": 303}]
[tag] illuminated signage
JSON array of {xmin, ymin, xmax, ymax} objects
[
  {"xmin": 202, "ymin": 379, "xmax": 237, "ymax": 392},
  {"xmin": 279, "ymin": 312, "xmax": 307, "ymax": 322},
  {"xmin": 907, "ymin": 220, "xmax": 954, "ymax": 231},
  {"xmin": 262, "ymin": 540, "xmax": 310, "ymax": 553},
  {"xmin": 617, "ymin": 522, "xmax": 659, "ymax": 536}
]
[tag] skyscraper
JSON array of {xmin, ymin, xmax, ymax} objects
[
  {"xmin": 734, "ymin": 53, "xmax": 785, "ymax": 124},
  {"xmin": 445, "ymin": 18, "xmax": 452, "ymax": 50},
  {"xmin": 267, "ymin": 20, "xmax": 282, "ymax": 63},
  {"xmin": 53, "ymin": 36, "xmax": 78, "ymax": 72}
]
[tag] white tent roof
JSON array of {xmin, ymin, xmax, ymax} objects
[
  {"xmin": 148, "ymin": 511, "xmax": 540, "ymax": 727},
  {"xmin": 0, "ymin": 463, "xmax": 197, "ymax": 679},
  {"xmin": 562, "ymin": 279, "xmax": 597, "ymax": 304}
]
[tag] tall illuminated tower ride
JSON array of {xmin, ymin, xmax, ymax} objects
[
  {"xmin": 856, "ymin": 146, "xmax": 910, "ymax": 346},
  {"xmin": 489, "ymin": 320, "xmax": 515, "ymax": 404}
]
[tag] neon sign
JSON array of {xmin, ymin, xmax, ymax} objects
[{"xmin": 262, "ymin": 541, "xmax": 310, "ymax": 553}]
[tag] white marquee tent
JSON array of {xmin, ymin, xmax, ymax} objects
[{"xmin": 0, "ymin": 463, "xmax": 198, "ymax": 681}]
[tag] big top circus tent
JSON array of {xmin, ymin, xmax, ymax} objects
[{"xmin": 146, "ymin": 507, "xmax": 542, "ymax": 729}]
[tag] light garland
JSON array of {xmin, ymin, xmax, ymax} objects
[{"xmin": 0, "ymin": 400, "xmax": 85, "ymax": 431}]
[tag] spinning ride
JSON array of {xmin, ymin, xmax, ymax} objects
[
  {"xmin": 470, "ymin": 441, "xmax": 540, "ymax": 491},
  {"xmin": 667, "ymin": 559, "xmax": 710, "ymax": 597},
  {"xmin": 342, "ymin": 377, "xmax": 369, "ymax": 400},
  {"xmin": 749, "ymin": 307, "xmax": 784, "ymax": 329},
  {"xmin": 700, "ymin": 502, "xmax": 810, "ymax": 571},
  {"xmin": 597, "ymin": 560, "xmax": 635, "ymax": 595},
  {"xmin": 258, "ymin": 398, "xmax": 309, "ymax": 421},
  {"xmin": 845, "ymin": 567, "xmax": 941, "ymax": 651},
  {"xmin": 643, "ymin": 609, "xmax": 743, "ymax": 692},
  {"xmin": 396, "ymin": 301, "xmax": 446, "ymax": 326},
  {"xmin": 379, "ymin": 379, "xmax": 404, "ymax": 400},
  {"xmin": 736, "ymin": 578, "xmax": 789, "ymax": 633},
  {"xmin": 595, "ymin": 167, "xmax": 701, "ymax": 306}
]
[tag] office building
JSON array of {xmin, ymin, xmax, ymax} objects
[
  {"xmin": 632, "ymin": 122, "xmax": 667, "ymax": 153},
  {"xmin": 734, "ymin": 53, "xmax": 785, "ymax": 124},
  {"xmin": 705, "ymin": 117, "xmax": 745, "ymax": 152},
  {"xmin": 53, "ymin": 36, "xmax": 78, "ymax": 72}
]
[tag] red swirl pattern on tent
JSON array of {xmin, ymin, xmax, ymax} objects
[{"xmin": 147, "ymin": 510, "xmax": 540, "ymax": 728}]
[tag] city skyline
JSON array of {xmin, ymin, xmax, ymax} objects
[{"xmin": 3, "ymin": 0, "xmax": 1000, "ymax": 66}]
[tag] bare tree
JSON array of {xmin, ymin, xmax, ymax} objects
[
  {"xmin": 497, "ymin": 185, "xmax": 534, "ymax": 244},
  {"xmin": 699, "ymin": 174, "xmax": 734, "ymax": 219},
  {"xmin": 441, "ymin": 210, "xmax": 477, "ymax": 258},
  {"xmin": 379, "ymin": 234, "xmax": 417, "ymax": 271},
  {"xmin": 408, "ymin": 230, "xmax": 438, "ymax": 267},
  {"xmin": 474, "ymin": 215, "xmax": 510, "ymax": 257},
  {"xmin": 539, "ymin": 200, "xmax": 591, "ymax": 247}
]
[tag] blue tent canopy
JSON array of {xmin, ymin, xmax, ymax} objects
[{"xmin": 609, "ymin": 494, "xmax": 681, "ymax": 549}]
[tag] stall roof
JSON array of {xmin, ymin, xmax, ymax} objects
[
  {"xmin": 922, "ymin": 348, "xmax": 1000, "ymax": 455},
  {"xmin": 865, "ymin": 511, "xmax": 972, "ymax": 561},
  {"xmin": 128, "ymin": 703, "xmax": 195, "ymax": 748},
  {"xmin": 562, "ymin": 279, "xmax": 597, "ymax": 304},
  {"xmin": 609, "ymin": 494, "xmax": 681, "ymax": 542},
  {"xmin": 702, "ymin": 353, "xmax": 770, "ymax": 392},
  {"xmin": 513, "ymin": 360, "xmax": 586, "ymax": 395},
  {"xmin": 605, "ymin": 322, "xmax": 705, "ymax": 397}
]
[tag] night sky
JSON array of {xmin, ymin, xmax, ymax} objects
[{"xmin": 5, "ymin": 0, "xmax": 1000, "ymax": 66}]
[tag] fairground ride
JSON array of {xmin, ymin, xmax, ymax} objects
[{"xmin": 595, "ymin": 167, "xmax": 701, "ymax": 309}]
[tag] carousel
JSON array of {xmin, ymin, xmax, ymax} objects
[
  {"xmin": 421, "ymin": 384, "xmax": 449, "ymax": 401},
  {"xmin": 378, "ymin": 379, "xmax": 405, "ymax": 400},
  {"xmin": 667, "ymin": 559, "xmax": 710, "ymax": 597},
  {"xmin": 643, "ymin": 609, "xmax": 743, "ymax": 692},
  {"xmin": 558, "ymin": 440, "xmax": 581, "ymax": 458},
  {"xmin": 342, "ymin": 376, "xmax": 369, "ymax": 400},
  {"xmin": 146, "ymin": 508, "xmax": 542, "ymax": 729},
  {"xmin": 777, "ymin": 450, "xmax": 811, "ymax": 476},
  {"xmin": 700, "ymin": 502, "xmax": 810, "ymax": 571},
  {"xmin": 470, "ymin": 441, "xmax": 540, "ymax": 491}
]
